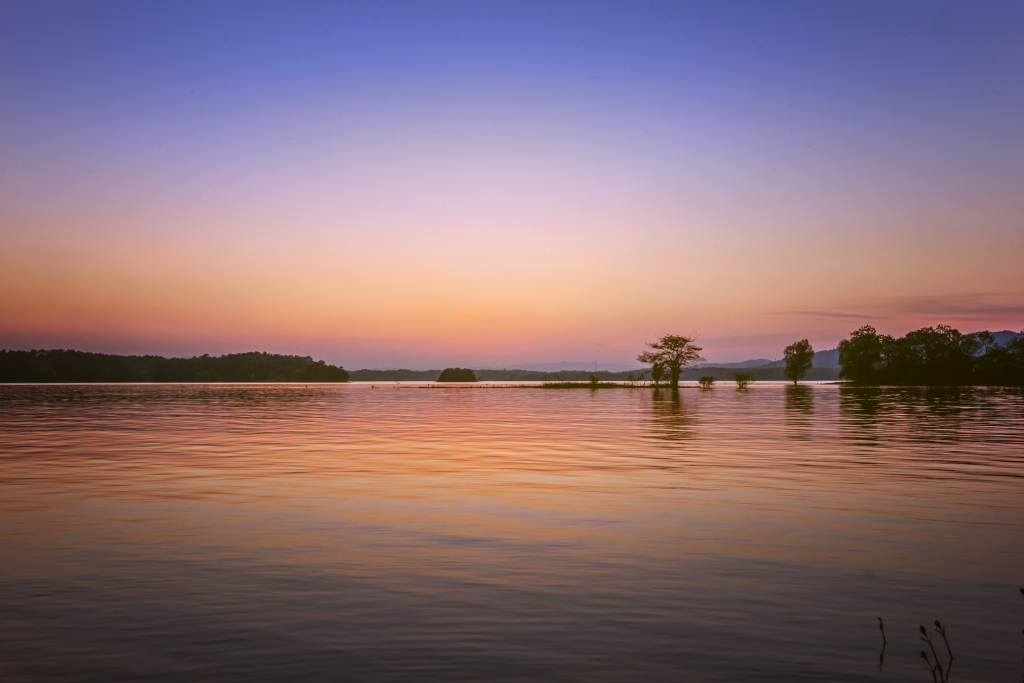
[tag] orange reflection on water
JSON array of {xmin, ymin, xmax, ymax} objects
[{"xmin": 1, "ymin": 384, "xmax": 1023, "ymax": 681}]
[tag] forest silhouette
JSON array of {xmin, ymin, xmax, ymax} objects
[
  {"xmin": 0, "ymin": 350, "xmax": 349, "ymax": 383},
  {"xmin": 837, "ymin": 325, "xmax": 1024, "ymax": 386}
]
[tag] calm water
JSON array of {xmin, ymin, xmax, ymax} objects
[{"xmin": 1, "ymin": 384, "xmax": 1022, "ymax": 682}]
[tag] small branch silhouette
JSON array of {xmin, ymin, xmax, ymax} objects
[
  {"xmin": 877, "ymin": 617, "xmax": 887, "ymax": 668},
  {"xmin": 933, "ymin": 620, "xmax": 953, "ymax": 664},
  {"xmin": 920, "ymin": 622, "xmax": 953, "ymax": 682}
]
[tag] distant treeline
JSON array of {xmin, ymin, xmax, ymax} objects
[
  {"xmin": 0, "ymin": 350, "xmax": 349, "ymax": 383},
  {"xmin": 350, "ymin": 367, "xmax": 841, "ymax": 382},
  {"xmin": 349, "ymin": 369, "xmax": 652, "ymax": 382},
  {"xmin": 479, "ymin": 369, "xmax": 641, "ymax": 381},
  {"xmin": 8, "ymin": 324, "xmax": 1020, "ymax": 386},
  {"xmin": 349, "ymin": 369, "xmax": 440, "ymax": 381},
  {"xmin": 838, "ymin": 325, "xmax": 1024, "ymax": 385},
  {"xmin": 478, "ymin": 367, "xmax": 838, "ymax": 381}
]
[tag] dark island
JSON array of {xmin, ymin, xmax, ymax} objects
[{"xmin": 437, "ymin": 367, "xmax": 478, "ymax": 382}]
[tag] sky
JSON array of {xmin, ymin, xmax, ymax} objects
[{"xmin": 1, "ymin": 1, "xmax": 1022, "ymax": 369}]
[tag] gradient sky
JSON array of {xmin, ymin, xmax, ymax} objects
[{"xmin": 2, "ymin": 1, "xmax": 1022, "ymax": 368}]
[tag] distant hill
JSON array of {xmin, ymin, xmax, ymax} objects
[
  {"xmin": 760, "ymin": 348, "xmax": 840, "ymax": 370},
  {"xmin": 349, "ymin": 368, "xmax": 653, "ymax": 382},
  {"xmin": 482, "ymin": 361, "xmax": 644, "ymax": 372},
  {"xmin": 687, "ymin": 347, "xmax": 841, "ymax": 380},
  {"xmin": 475, "ymin": 368, "xmax": 644, "ymax": 381},
  {"xmin": 349, "ymin": 369, "xmax": 440, "ymax": 381},
  {"xmin": 696, "ymin": 359, "xmax": 772, "ymax": 369},
  {"xmin": 813, "ymin": 348, "xmax": 840, "ymax": 368},
  {"xmin": 988, "ymin": 330, "xmax": 1022, "ymax": 345}
]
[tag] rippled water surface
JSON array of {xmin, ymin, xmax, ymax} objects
[{"xmin": 1, "ymin": 383, "xmax": 1023, "ymax": 682}]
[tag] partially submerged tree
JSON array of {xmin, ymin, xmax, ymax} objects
[
  {"xmin": 698, "ymin": 376, "xmax": 715, "ymax": 389},
  {"xmin": 733, "ymin": 372, "xmax": 753, "ymax": 389},
  {"xmin": 783, "ymin": 339, "xmax": 814, "ymax": 385},
  {"xmin": 638, "ymin": 334, "xmax": 705, "ymax": 389}
]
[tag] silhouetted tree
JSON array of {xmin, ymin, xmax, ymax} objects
[
  {"xmin": 837, "ymin": 325, "xmax": 889, "ymax": 384},
  {"xmin": 638, "ymin": 334, "xmax": 705, "ymax": 389},
  {"xmin": 698, "ymin": 376, "xmax": 715, "ymax": 389},
  {"xmin": 783, "ymin": 339, "xmax": 814, "ymax": 385}
]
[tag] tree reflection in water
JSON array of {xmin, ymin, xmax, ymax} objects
[
  {"xmin": 784, "ymin": 384, "xmax": 813, "ymax": 440},
  {"xmin": 839, "ymin": 387, "xmax": 984, "ymax": 446},
  {"xmin": 648, "ymin": 388, "xmax": 697, "ymax": 443},
  {"xmin": 839, "ymin": 386, "xmax": 885, "ymax": 444}
]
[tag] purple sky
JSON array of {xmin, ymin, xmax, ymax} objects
[{"xmin": 2, "ymin": 1, "xmax": 1022, "ymax": 368}]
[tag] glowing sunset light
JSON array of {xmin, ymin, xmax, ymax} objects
[{"xmin": 1, "ymin": 1, "xmax": 1022, "ymax": 368}]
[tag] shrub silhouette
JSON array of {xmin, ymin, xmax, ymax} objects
[{"xmin": 437, "ymin": 367, "xmax": 478, "ymax": 382}]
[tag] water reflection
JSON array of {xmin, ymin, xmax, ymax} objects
[
  {"xmin": 838, "ymin": 387, "xmax": 887, "ymax": 443},
  {"xmin": 784, "ymin": 385, "xmax": 813, "ymax": 440},
  {"xmin": 648, "ymin": 388, "xmax": 696, "ymax": 443},
  {"xmin": 0, "ymin": 382, "xmax": 326, "ymax": 411},
  {"xmin": 1, "ymin": 384, "xmax": 1022, "ymax": 682},
  {"xmin": 837, "ymin": 387, "xmax": 1024, "ymax": 447}
]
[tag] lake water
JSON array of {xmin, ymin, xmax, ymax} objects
[{"xmin": 1, "ymin": 383, "xmax": 1022, "ymax": 682}]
